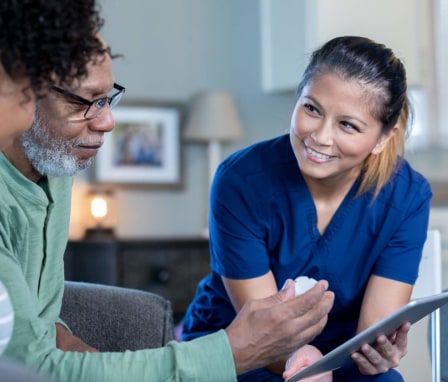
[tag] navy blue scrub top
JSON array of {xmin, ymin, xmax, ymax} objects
[{"xmin": 182, "ymin": 134, "xmax": 432, "ymax": 355}]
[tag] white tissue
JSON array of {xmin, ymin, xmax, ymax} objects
[{"xmin": 293, "ymin": 276, "xmax": 317, "ymax": 296}]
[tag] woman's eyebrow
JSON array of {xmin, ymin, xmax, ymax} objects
[{"xmin": 303, "ymin": 95, "xmax": 322, "ymax": 109}]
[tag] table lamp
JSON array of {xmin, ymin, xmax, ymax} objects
[
  {"xmin": 183, "ymin": 91, "xmax": 243, "ymax": 187},
  {"xmin": 84, "ymin": 189, "xmax": 115, "ymax": 240}
]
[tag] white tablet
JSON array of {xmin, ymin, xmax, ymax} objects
[{"xmin": 286, "ymin": 290, "xmax": 448, "ymax": 382}]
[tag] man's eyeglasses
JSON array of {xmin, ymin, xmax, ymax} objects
[{"xmin": 51, "ymin": 83, "xmax": 126, "ymax": 119}]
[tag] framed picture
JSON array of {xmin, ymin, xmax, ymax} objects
[{"xmin": 95, "ymin": 101, "xmax": 182, "ymax": 186}]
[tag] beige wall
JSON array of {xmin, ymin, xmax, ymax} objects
[
  {"xmin": 69, "ymin": 0, "xmax": 448, "ymax": 242},
  {"xmin": 70, "ymin": 0, "xmax": 297, "ymax": 239}
]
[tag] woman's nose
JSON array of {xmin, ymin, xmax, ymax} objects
[{"xmin": 311, "ymin": 122, "xmax": 333, "ymax": 147}]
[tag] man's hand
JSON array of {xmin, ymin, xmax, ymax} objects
[
  {"xmin": 225, "ymin": 279, "xmax": 334, "ymax": 375},
  {"xmin": 55, "ymin": 323, "xmax": 98, "ymax": 352}
]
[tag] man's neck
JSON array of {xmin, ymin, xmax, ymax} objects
[{"xmin": 1, "ymin": 138, "xmax": 41, "ymax": 182}]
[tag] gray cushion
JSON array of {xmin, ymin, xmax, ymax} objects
[{"xmin": 60, "ymin": 281, "xmax": 174, "ymax": 352}]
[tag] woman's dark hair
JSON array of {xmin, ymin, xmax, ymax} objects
[
  {"xmin": 297, "ymin": 36, "xmax": 410, "ymax": 197},
  {"xmin": 0, "ymin": 0, "xmax": 107, "ymax": 93}
]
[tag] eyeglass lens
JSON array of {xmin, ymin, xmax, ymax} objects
[{"xmin": 85, "ymin": 85, "xmax": 125, "ymax": 119}]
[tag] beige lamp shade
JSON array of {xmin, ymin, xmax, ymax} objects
[
  {"xmin": 183, "ymin": 91, "xmax": 243, "ymax": 142},
  {"xmin": 184, "ymin": 92, "xmax": 243, "ymax": 237}
]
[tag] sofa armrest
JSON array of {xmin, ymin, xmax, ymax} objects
[{"xmin": 60, "ymin": 281, "xmax": 174, "ymax": 352}]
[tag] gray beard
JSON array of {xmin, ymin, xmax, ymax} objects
[{"xmin": 21, "ymin": 116, "xmax": 93, "ymax": 177}]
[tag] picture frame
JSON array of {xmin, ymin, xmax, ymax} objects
[{"xmin": 95, "ymin": 101, "xmax": 183, "ymax": 186}]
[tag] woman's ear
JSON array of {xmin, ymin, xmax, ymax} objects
[{"xmin": 371, "ymin": 125, "xmax": 399, "ymax": 155}]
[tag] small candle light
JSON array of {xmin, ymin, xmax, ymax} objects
[
  {"xmin": 84, "ymin": 189, "xmax": 115, "ymax": 240},
  {"xmin": 91, "ymin": 196, "xmax": 108, "ymax": 221}
]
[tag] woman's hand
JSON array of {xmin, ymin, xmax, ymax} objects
[
  {"xmin": 351, "ymin": 322, "xmax": 410, "ymax": 375},
  {"xmin": 282, "ymin": 344, "xmax": 332, "ymax": 382}
]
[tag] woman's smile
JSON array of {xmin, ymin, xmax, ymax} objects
[{"xmin": 303, "ymin": 142, "xmax": 337, "ymax": 163}]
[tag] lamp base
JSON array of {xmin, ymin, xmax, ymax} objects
[{"xmin": 83, "ymin": 227, "xmax": 115, "ymax": 241}]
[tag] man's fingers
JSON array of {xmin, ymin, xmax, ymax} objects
[
  {"xmin": 255, "ymin": 279, "xmax": 331, "ymax": 312},
  {"xmin": 294, "ymin": 280, "xmax": 331, "ymax": 308},
  {"xmin": 277, "ymin": 283, "xmax": 334, "ymax": 349},
  {"xmin": 226, "ymin": 278, "xmax": 334, "ymax": 375}
]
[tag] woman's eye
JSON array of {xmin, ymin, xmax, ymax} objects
[
  {"xmin": 303, "ymin": 103, "xmax": 319, "ymax": 114},
  {"xmin": 341, "ymin": 121, "xmax": 360, "ymax": 132}
]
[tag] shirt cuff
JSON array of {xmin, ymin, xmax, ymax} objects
[{"xmin": 172, "ymin": 329, "xmax": 237, "ymax": 381}]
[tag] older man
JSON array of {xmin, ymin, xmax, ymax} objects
[
  {"xmin": 0, "ymin": 0, "xmax": 106, "ymax": 148},
  {"xmin": 0, "ymin": 38, "xmax": 334, "ymax": 381}
]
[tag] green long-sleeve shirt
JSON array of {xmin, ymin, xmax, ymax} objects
[{"xmin": 0, "ymin": 153, "xmax": 236, "ymax": 381}]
